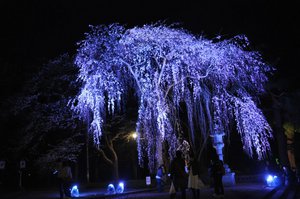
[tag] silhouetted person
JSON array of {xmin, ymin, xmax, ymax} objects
[
  {"xmin": 169, "ymin": 150, "xmax": 188, "ymax": 199},
  {"xmin": 208, "ymin": 160, "xmax": 214, "ymax": 187},
  {"xmin": 156, "ymin": 164, "xmax": 166, "ymax": 192},
  {"xmin": 211, "ymin": 158, "xmax": 225, "ymax": 198},
  {"xmin": 57, "ymin": 160, "xmax": 72, "ymax": 199},
  {"xmin": 188, "ymin": 151, "xmax": 204, "ymax": 199}
]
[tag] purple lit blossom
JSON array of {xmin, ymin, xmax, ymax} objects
[{"xmin": 71, "ymin": 23, "xmax": 273, "ymax": 171}]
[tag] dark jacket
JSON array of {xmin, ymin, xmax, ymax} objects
[
  {"xmin": 190, "ymin": 159, "xmax": 200, "ymax": 176},
  {"xmin": 170, "ymin": 157, "xmax": 187, "ymax": 180},
  {"xmin": 211, "ymin": 160, "xmax": 225, "ymax": 177}
]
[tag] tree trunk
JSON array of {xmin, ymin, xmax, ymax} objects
[
  {"xmin": 98, "ymin": 136, "xmax": 120, "ymax": 181},
  {"xmin": 272, "ymin": 97, "xmax": 289, "ymax": 167},
  {"xmin": 113, "ymin": 158, "xmax": 119, "ymax": 181}
]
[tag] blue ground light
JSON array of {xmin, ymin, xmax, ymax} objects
[
  {"xmin": 116, "ymin": 182, "xmax": 124, "ymax": 194},
  {"xmin": 265, "ymin": 174, "xmax": 281, "ymax": 187},
  {"xmin": 71, "ymin": 185, "xmax": 80, "ymax": 197},
  {"xmin": 106, "ymin": 182, "xmax": 124, "ymax": 195}
]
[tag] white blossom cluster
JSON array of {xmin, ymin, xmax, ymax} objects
[{"xmin": 233, "ymin": 96, "xmax": 273, "ymax": 159}]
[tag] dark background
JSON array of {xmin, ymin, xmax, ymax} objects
[{"xmin": 1, "ymin": 0, "xmax": 299, "ymax": 93}]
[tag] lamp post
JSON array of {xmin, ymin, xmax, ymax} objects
[{"xmin": 130, "ymin": 132, "xmax": 138, "ymax": 179}]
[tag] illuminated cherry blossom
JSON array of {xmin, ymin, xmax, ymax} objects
[{"xmin": 71, "ymin": 23, "xmax": 273, "ymax": 171}]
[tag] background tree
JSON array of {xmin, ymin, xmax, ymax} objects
[
  {"xmin": 8, "ymin": 54, "xmax": 84, "ymax": 175},
  {"xmin": 71, "ymin": 23, "xmax": 273, "ymax": 172},
  {"xmin": 265, "ymin": 75, "xmax": 300, "ymax": 178}
]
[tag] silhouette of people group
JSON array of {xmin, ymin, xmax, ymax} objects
[{"xmin": 167, "ymin": 137, "xmax": 224, "ymax": 199}]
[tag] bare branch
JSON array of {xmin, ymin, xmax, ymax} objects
[
  {"xmin": 120, "ymin": 59, "xmax": 144, "ymax": 91},
  {"xmin": 98, "ymin": 149, "xmax": 113, "ymax": 165}
]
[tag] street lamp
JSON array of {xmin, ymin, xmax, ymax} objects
[
  {"xmin": 131, "ymin": 132, "xmax": 137, "ymax": 140},
  {"xmin": 129, "ymin": 131, "xmax": 138, "ymax": 179}
]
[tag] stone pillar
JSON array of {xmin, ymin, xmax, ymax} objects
[{"xmin": 211, "ymin": 132, "xmax": 236, "ymax": 186}]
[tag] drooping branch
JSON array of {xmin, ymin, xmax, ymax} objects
[
  {"xmin": 157, "ymin": 57, "xmax": 167, "ymax": 87},
  {"xmin": 164, "ymin": 64, "xmax": 213, "ymax": 100}
]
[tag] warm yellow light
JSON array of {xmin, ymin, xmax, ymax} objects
[{"xmin": 132, "ymin": 132, "xmax": 137, "ymax": 139}]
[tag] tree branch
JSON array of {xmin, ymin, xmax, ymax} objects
[
  {"xmin": 98, "ymin": 149, "xmax": 113, "ymax": 165},
  {"xmin": 163, "ymin": 65, "xmax": 213, "ymax": 99},
  {"xmin": 111, "ymin": 131, "xmax": 127, "ymax": 142},
  {"xmin": 120, "ymin": 59, "xmax": 143, "ymax": 91},
  {"xmin": 157, "ymin": 57, "xmax": 166, "ymax": 88}
]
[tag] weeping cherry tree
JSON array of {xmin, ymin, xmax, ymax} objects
[{"xmin": 70, "ymin": 23, "xmax": 273, "ymax": 172}]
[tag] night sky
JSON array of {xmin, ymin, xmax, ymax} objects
[{"xmin": 1, "ymin": 0, "xmax": 299, "ymax": 93}]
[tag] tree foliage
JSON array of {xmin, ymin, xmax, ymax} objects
[
  {"xmin": 71, "ymin": 23, "xmax": 274, "ymax": 172},
  {"xmin": 10, "ymin": 54, "xmax": 84, "ymax": 170}
]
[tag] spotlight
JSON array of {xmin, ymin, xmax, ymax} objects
[
  {"xmin": 265, "ymin": 174, "xmax": 280, "ymax": 187},
  {"xmin": 106, "ymin": 183, "xmax": 116, "ymax": 195},
  {"xmin": 116, "ymin": 182, "xmax": 124, "ymax": 194},
  {"xmin": 70, "ymin": 185, "xmax": 80, "ymax": 197},
  {"xmin": 266, "ymin": 175, "xmax": 273, "ymax": 184}
]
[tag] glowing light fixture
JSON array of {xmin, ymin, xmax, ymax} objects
[
  {"xmin": 70, "ymin": 185, "xmax": 80, "ymax": 197},
  {"xmin": 131, "ymin": 132, "xmax": 137, "ymax": 140},
  {"xmin": 116, "ymin": 182, "xmax": 124, "ymax": 194},
  {"xmin": 106, "ymin": 183, "xmax": 116, "ymax": 195},
  {"xmin": 265, "ymin": 174, "xmax": 280, "ymax": 187}
]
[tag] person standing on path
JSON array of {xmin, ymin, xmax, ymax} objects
[
  {"xmin": 169, "ymin": 150, "xmax": 188, "ymax": 199},
  {"xmin": 156, "ymin": 164, "xmax": 166, "ymax": 192},
  {"xmin": 187, "ymin": 151, "xmax": 205, "ymax": 199},
  {"xmin": 211, "ymin": 158, "xmax": 225, "ymax": 198},
  {"xmin": 57, "ymin": 160, "xmax": 73, "ymax": 199}
]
